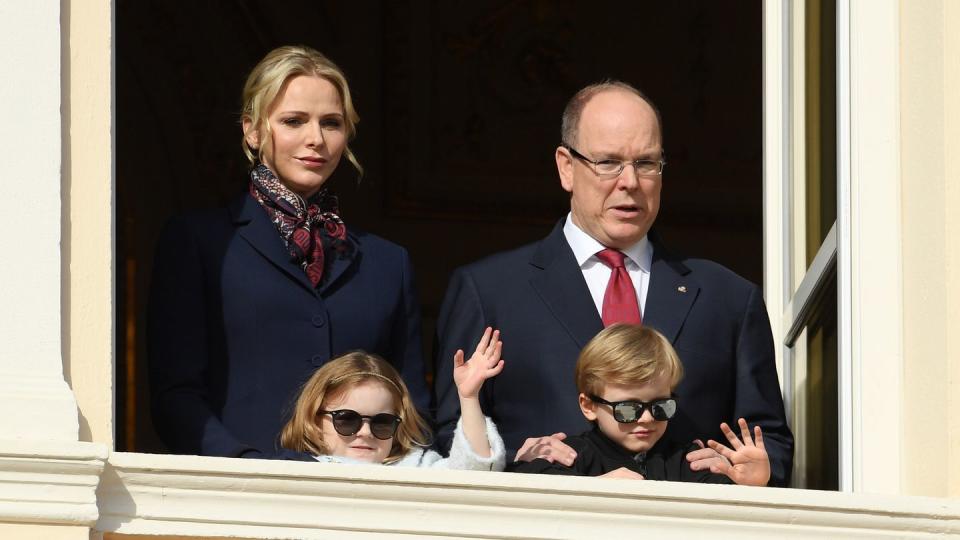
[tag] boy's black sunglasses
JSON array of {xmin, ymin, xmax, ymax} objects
[
  {"xmin": 319, "ymin": 409, "xmax": 402, "ymax": 440},
  {"xmin": 588, "ymin": 395, "xmax": 678, "ymax": 422}
]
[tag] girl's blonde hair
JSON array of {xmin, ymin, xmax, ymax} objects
[
  {"xmin": 575, "ymin": 324, "xmax": 684, "ymax": 396},
  {"xmin": 280, "ymin": 351, "xmax": 430, "ymax": 463},
  {"xmin": 240, "ymin": 45, "xmax": 363, "ymax": 176}
]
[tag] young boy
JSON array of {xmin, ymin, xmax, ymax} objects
[{"xmin": 510, "ymin": 324, "xmax": 770, "ymax": 485}]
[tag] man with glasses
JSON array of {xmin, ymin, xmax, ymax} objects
[{"xmin": 433, "ymin": 81, "xmax": 793, "ymax": 486}]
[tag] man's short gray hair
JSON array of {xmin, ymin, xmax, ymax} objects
[{"xmin": 560, "ymin": 80, "xmax": 663, "ymax": 147}]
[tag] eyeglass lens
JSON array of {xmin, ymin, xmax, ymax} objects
[
  {"xmin": 566, "ymin": 144, "xmax": 664, "ymax": 177},
  {"xmin": 612, "ymin": 399, "xmax": 677, "ymax": 422},
  {"xmin": 595, "ymin": 160, "xmax": 661, "ymax": 177},
  {"xmin": 326, "ymin": 410, "xmax": 401, "ymax": 440}
]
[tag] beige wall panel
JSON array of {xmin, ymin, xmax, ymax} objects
[
  {"xmin": 944, "ymin": 0, "xmax": 960, "ymax": 499},
  {"xmin": 899, "ymin": 0, "xmax": 950, "ymax": 497},
  {"xmin": 0, "ymin": 524, "xmax": 88, "ymax": 540},
  {"xmin": 64, "ymin": 0, "xmax": 114, "ymax": 446}
]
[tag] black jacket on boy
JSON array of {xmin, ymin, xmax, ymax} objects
[{"xmin": 509, "ymin": 427, "xmax": 732, "ymax": 483}]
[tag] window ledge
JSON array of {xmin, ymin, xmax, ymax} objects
[
  {"xmin": 95, "ymin": 451, "xmax": 960, "ymax": 539},
  {"xmin": 0, "ymin": 440, "xmax": 107, "ymax": 527}
]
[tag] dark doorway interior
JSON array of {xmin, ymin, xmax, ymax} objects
[{"xmin": 117, "ymin": 0, "xmax": 763, "ymax": 452}]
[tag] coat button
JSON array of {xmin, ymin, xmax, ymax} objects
[
  {"xmin": 311, "ymin": 315, "xmax": 326, "ymax": 327},
  {"xmin": 311, "ymin": 354, "xmax": 325, "ymax": 366}
]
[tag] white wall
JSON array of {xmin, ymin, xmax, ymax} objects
[{"xmin": 0, "ymin": 0, "xmax": 79, "ymax": 443}]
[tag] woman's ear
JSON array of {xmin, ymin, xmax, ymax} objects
[
  {"xmin": 578, "ymin": 393, "xmax": 598, "ymax": 421},
  {"xmin": 242, "ymin": 117, "xmax": 260, "ymax": 150}
]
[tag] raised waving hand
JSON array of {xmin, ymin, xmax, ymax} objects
[
  {"xmin": 452, "ymin": 327, "xmax": 505, "ymax": 457},
  {"xmin": 706, "ymin": 418, "xmax": 771, "ymax": 486},
  {"xmin": 453, "ymin": 327, "xmax": 505, "ymax": 399}
]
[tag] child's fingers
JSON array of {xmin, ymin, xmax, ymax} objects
[
  {"xmin": 707, "ymin": 439, "xmax": 737, "ymax": 474},
  {"xmin": 706, "ymin": 439, "xmax": 737, "ymax": 462},
  {"xmin": 738, "ymin": 418, "xmax": 753, "ymax": 446},
  {"xmin": 474, "ymin": 327, "xmax": 493, "ymax": 354},
  {"xmin": 487, "ymin": 359, "xmax": 505, "ymax": 377},
  {"xmin": 485, "ymin": 330, "xmax": 500, "ymax": 357},
  {"xmin": 720, "ymin": 422, "xmax": 744, "ymax": 450},
  {"xmin": 705, "ymin": 444, "xmax": 733, "ymax": 475},
  {"xmin": 487, "ymin": 340, "xmax": 503, "ymax": 365},
  {"xmin": 753, "ymin": 426, "xmax": 765, "ymax": 450},
  {"xmin": 453, "ymin": 349, "xmax": 465, "ymax": 368},
  {"xmin": 709, "ymin": 462, "xmax": 732, "ymax": 477}
]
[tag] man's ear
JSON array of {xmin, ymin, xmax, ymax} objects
[
  {"xmin": 556, "ymin": 146, "xmax": 575, "ymax": 193},
  {"xmin": 578, "ymin": 393, "xmax": 597, "ymax": 421},
  {"xmin": 242, "ymin": 117, "xmax": 260, "ymax": 150}
]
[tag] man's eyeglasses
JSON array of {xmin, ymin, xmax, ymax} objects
[
  {"xmin": 319, "ymin": 409, "xmax": 402, "ymax": 440},
  {"xmin": 564, "ymin": 144, "xmax": 666, "ymax": 179},
  {"xmin": 588, "ymin": 395, "xmax": 678, "ymax": 422}
]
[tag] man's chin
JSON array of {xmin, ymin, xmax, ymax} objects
[{"xmin": 601, "ymin": 223, "xmax": 651, "ymax": 248}]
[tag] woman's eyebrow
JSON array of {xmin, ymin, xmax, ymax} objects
[{"xmin": 276, "ymin": 110, "xmax": 344, "ymax": 118}]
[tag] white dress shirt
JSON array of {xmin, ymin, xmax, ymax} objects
[{"xmin": 562, "ymin": 213, "xmax": 653, "ymax": 318}]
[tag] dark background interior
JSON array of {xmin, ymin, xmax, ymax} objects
[{"xmin": 117, "ymin": 0, "xmax": 763, "ymax": 452}]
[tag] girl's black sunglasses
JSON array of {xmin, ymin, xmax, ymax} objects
[{"xmin": 319, "ymin": 409, "xmax": 402, "ymax": 440}]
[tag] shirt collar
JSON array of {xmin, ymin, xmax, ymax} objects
[
  {"xmin": 586, "ymin": 425, "xmax": 642, "ymax": 460},
  {"xmin": 562, "ymin": 212, "xmax": 653, "ymax": 272}
]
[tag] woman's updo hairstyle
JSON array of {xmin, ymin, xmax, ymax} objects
[{"xmin": 241, "ymin": 45, "xmax": 363, "ymax": 176}]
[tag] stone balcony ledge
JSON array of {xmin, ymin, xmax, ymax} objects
[
  {"xmin": 94, "ymin": 450, "xmax": 960, "ymax": 539},
  {"xmin": 3, "ymin": 441, "xmax": 958, "ymax": 538}
]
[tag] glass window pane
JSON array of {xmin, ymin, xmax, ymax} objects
[
  {"xmin": 792, "ymin": 271, "xmax": 839, "ymax": 490},
  {"xmin": 804, "ymin": 0, "xmax": 838, "ymax": 266}
]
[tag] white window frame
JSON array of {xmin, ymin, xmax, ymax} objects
[
  {"xmin": 36, "ymin": 5, "xmax": 907, "ymax": 527},
  {"xmin": 763, "ymin": 0, "xmax": 903, "ymax": 494},
  {"xmin": 764, "ymin": 0, "xmax": 848, "ymax": 491}
]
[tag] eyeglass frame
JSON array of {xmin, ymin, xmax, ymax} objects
[
  {"xmin": 587, "ymin": 394, "xmax": 678, "ymax": 422},
  {"xmin": 318, "ymin": 409, "xmax": 403, "ymax": 440},
  {"xmin": 563, "ymin": 144, "xmax": 666, "ymax": 178}
]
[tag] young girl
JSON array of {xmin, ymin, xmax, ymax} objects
[{"xmin": 280, "ymin": 328, "xmax": 506, "ymax": 470}]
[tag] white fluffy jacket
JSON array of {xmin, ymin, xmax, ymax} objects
[{"xmin": 313, "ymin": 416, "xmax": 505, "ymax": 471}]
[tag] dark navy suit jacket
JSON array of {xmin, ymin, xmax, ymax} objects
[
  {"xmin": 434, "ymin": 220, "xmax": 793, "ymax": 485},
  {"xmin": 148, "ymin": 193, "xmax": 429, "ymax": 459}
]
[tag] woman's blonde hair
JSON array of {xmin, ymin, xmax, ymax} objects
[
  {"xmin": 280, "ymin": 351, "xmax": 430, "ymax": 463},
  {"xmin": 575, "ymin": 324, "xmax": 684, "ymax": 396},
  {"xmin": 240, "ymin": 45, "xmax": 363, "ymax": 176}
]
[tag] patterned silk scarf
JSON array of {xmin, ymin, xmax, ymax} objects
[{"xmin": 248, "ymin": 163, "xmax": 351, "ymax": 287}]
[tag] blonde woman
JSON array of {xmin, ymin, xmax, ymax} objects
[{"xmin": 148, "ymin": 46, "xmax": 429, "ymax": 459}]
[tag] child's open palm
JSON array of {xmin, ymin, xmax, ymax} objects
[
  {"xmin": 706, "ymin": 418, "xmax": 771, "ymax": 486},
  {"xmin": 453, "ymin": 327, "xmax": 505, "ymax": 399}
]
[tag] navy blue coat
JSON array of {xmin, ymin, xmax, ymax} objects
[
  {"xmin": 148, "ymin": 193, "xmax": 430, "ymax": 459},
  {"xmin": 434, "ymin": 220, "xmax": 793, "ymax": 485}
]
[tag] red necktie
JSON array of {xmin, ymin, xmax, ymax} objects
[{"xmin": 596, "ymin": 249, "xmax": 642, "ymax": 326}]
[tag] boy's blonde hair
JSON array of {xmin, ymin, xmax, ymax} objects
[
  {"xmin": 280, "ymin": 351, "xmax": 430, "ymax": 463},
  {"xmin": 240, "ymin": 45, "xmax": 363, "ymax": 176},
  {"xmin": 575, "ymin": 324, "xmax": 684, "ymax": 396}
]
